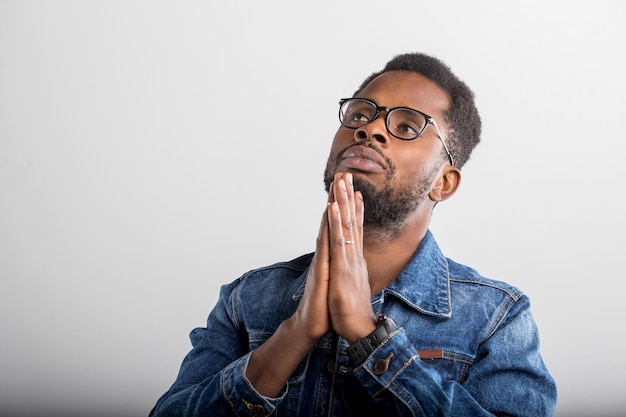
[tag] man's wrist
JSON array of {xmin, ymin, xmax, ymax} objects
[
  {"xmin": 346, "ymin": 314, "xmax": 398, "ymax": 366},
  {"xmin": 344, "ymin": 319, "xmax": 377, "ymax": 345}
]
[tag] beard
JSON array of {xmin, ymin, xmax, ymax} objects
[{"xmin": 324, "ymin": 143, "xmax": 439, "ymax": 239}]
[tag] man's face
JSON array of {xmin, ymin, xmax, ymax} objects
[{"xmin": 324, "ymin": 70, "xmax": 451, "ymax": 235}]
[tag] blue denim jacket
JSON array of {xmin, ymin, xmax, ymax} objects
[{"xmin": 150, "ymin": 230, "xmax": 557, "ymax": 416}]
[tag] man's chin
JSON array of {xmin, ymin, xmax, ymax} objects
[{"xmin": 351, "ymin": 174, "xmax": 379, "ymax": 195}]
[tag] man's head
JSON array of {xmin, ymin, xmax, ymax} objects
[
  {"xmin": 324, "ymin": 53, "xmax": 481, "ymax": 239},
  {"xmin": 355, "ymin": 53, "xmax": 481, "ymax": 169}
]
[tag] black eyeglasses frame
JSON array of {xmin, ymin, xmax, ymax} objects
[{"xmin": 338, "ymin": 98, "xmax": 455, "ymax": 166}]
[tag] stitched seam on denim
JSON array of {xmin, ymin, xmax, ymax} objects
[
  {"xmin": 365, "ymin": 330, "xmax": 414, "ymax": 387},
  {"xmin": 248, "ymin": 333, "xmax": 272, "ymax": 344},
  {"xmin": 383, "ymin": 259, "xmax": 451, "ymax": 317},
  {"xmin": 306, "ymin": 334, "xmax": 336, "ymax": 414},
  {"xmin": 230, "ymin": 280, "xmax": 244, "ymax": 333},
  {"xmin": 459, "ymin": 361, "xmax": 471, "ymax": 384},
  {"xmin": 240, "ymin": 253, "xmax": 313, "ymax": 276},
  {"xmin": 368, "ymin": 336, "xmax": 421, "ymax": 416},
  {"xmin": 221, "ymin": 369, "xmax": 238, "ymax": 417},
  {"xmin": 417, "ymin": 350, "xmax": 475, "ymax": 382},
  {"xmin": 440, "ymin": 350, "xmax": 475, "ymax": 366},
  {"xmin": 314, "ymin": 363, "xmax": 326, "ymax": 417},
  {"xmin": 288, "ymin": 376, "xmax": 302, "ymax": 417},
  {"xmin": 372, "ymin": 377, "xmax": 421, "ymax": 416},
  {"xmin": 384, "ymin": 291, "xmax": 451, "ymax": 317},
  {"xmin": 369, "ymin": 337, "xmax": 418, "ymax": 386},
  {"xmin": 391, "ymin": 353, "xmax": 419, "ymax": 385},
  {"xmin": 388, "ymin": 378, "xmax": 422, "ymax": 417},
  {"xmin": 445, "ymin": 258, "xmax": 452, "ymax": 314},
  {"xmin": 449, "ymin": 276, "xmax": 525, "ymax": 300},
  {"xmin": 481, "ymin": 293, "xmax": 518, "ymax": 343},
  {"xmin": 289, "ymin": 353, "xmax": 310, "ymax": 385}
]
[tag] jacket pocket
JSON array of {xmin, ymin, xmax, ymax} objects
[{"xmin": 417, "ymin": 349, "xmax": 475, "ymax": 383}]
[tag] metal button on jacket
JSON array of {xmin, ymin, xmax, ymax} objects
[
  {"xmin": 373, "ymin": 359, "xmax": 389, "ymax": 375},
  {"xmin": 249, "ymin": 404, "xmax": 265, "ymax": 417},
  {"xmin": 326, "ymin": 358, "xmax": 336, "ymax": 374},
  {"xmin": 373, "ymin": 352, "xmax": 395, "ymax": 376}
]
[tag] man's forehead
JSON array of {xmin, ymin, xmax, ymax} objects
[{"xmin": 357, "ymin": 70, "xmax": 451, "ymax": 114}]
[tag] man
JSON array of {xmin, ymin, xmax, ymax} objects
[{"xmin": 150, "ymin": 52, "xmax": 557, "ymax": 416}]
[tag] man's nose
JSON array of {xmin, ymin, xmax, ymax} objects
[{"xmin": 354, "ymin": 115, "xmax": 389, "ymax": 146}]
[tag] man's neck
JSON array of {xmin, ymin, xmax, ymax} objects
[{"xmin": 363, "ymin": 222, "xmax": 428, "ymax": 294}]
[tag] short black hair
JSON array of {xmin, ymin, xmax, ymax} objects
[{"xmin": 355, "ymin": 53, "xmax": 481, "ymax": 168}]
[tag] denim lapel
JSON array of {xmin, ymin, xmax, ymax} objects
[{"xmin": 383, "ymin": 230, "xmax": 452, "ymax": 318}]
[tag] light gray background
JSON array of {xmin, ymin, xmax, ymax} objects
[{"xmin": 1, "ymin": 1, "xmax": 624, "ymax": 416}]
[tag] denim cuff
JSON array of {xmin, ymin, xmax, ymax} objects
[
  {"xmin": 221, "ymin": 352, "xmax": 288, "ymax": 416},
  {"xmin": 353, "ymin": 326, "xmax": 442, "ymax": 391}
]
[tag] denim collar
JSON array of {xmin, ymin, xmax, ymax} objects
[
  {"xmin": 293, "ymin": 230, "xmax": 451, "ymax": 318},
  {"xmin": 382, "ymin": 230, "xmax": 451, "ymax": 318}
]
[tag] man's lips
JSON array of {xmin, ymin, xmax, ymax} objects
[{"xmin": 339, "ymin": 145, "xmax": 386, "ymax": 172}]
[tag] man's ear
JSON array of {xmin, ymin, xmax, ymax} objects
[{"xmin": 429, "ymin": 165, "xmax": 461, "ymax": 202}]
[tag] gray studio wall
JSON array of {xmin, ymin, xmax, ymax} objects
[{"xmin": 1, "ymin": 1, "xmax": 624, "ymax": 416}]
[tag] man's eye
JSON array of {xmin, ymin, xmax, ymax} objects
[
  {"xmin": 351, "ymin": 111, "xmax": 371, "ymax": 122},
  {"xmin": 396, "ymin": 122, "xmax": 418, "ymax": 135}
]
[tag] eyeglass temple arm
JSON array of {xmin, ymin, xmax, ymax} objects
[{"xmin": 430, "ymin": 119, "xmax": 455, "ymax": 166}]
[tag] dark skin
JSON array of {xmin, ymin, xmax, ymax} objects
[{"xmin": 246, "ymin": 71, "xmax": 461, "ymax": 397}]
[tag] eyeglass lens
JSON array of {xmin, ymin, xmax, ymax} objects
[{"xmin": 340, "ymin": 99, "xmax": 428, "ymax": 140}]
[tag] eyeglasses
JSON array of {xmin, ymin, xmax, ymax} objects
[{"xmin": 338, "ymin": 98, "xmax": 455, "ymax": 166}]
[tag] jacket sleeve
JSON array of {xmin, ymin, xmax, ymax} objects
[
  {"xmin": 149, "ymin": 280, "xmax": 286, "ymax": 417},
  {"xmin": 352, "ymin": 295, "xmax": 557, "ymax": 417}
]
